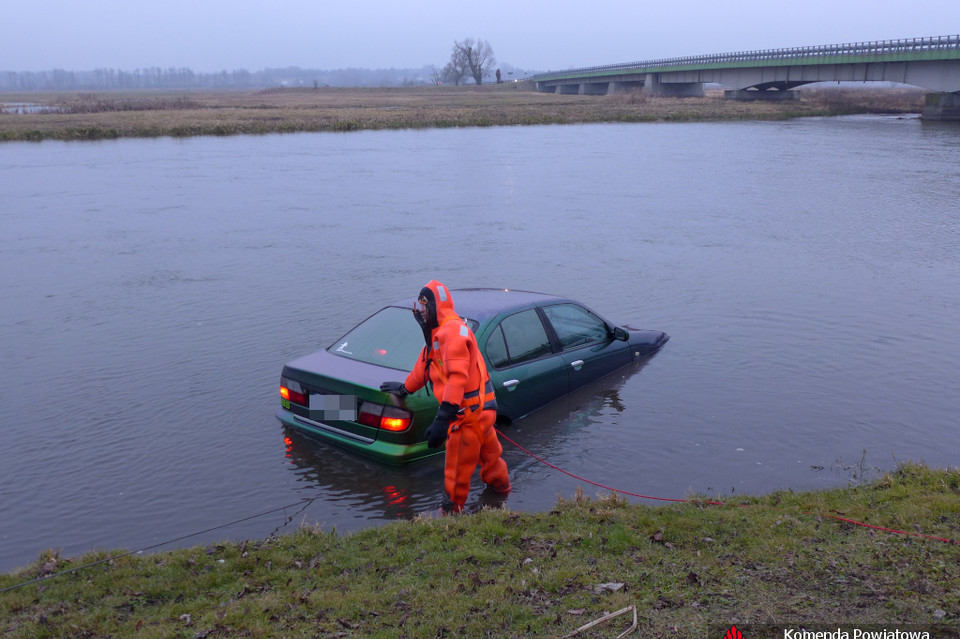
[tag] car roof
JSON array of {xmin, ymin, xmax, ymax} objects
[{"xmin": 389, "ymin": 287, "xmax": 571, "ymax": 325}]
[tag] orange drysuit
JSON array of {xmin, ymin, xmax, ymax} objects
[{"xmin": 403, "ymin": 280, "xmax": 510, "ymax": 511}]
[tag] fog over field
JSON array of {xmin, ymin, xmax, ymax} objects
[{"xmin": 2, "ymin": 0, "xmax": 958, "ymax": 75}]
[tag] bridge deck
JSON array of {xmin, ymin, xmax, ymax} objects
[{"xmin": 531, "ymin": 35, "xmax": 960, "ymax": 85}]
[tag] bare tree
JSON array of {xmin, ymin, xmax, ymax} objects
[
  {"xmin": 443, "ymin": 43, "xmax": 470, "ymax": 85},
  {"xmin": 443, "ymin": 63, "xmax": 467, "ymax": 86},
  {"xmin": 451, "ymin": 38, "xmax": 496, "ymax": 85}
]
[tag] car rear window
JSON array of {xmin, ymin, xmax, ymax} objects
[{"xmin": 327, "ymin": 306, "xmax": 425, "ymax": 371}]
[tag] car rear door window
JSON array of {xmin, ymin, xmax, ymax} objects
[
  {"xmin": 542, "ymin": 304, "xmax": 610, "ymax": 350},
  {"xmin": 486, "ymin": 309, "xmax": 552, "ymax": 367}
]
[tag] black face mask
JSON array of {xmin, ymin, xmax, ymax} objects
[
  {"xmin": 414, "ymin": 286, "xmax": 439, "ymax": 347},
  {"xmin": 418, "ymin": 287, "xmax": 439, "ymax": 330}
]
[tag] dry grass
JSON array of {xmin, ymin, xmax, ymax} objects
[
  {"xmin": 801, "ymin": 86, "xmax": 926, "ymax": 113},
  {"xmin": 0, "ymin": 84, "xmax": 925, "ymax": 141},
  {"xmin": 46, "ymin": 94, "xmax": 204, "ymax": 113}
]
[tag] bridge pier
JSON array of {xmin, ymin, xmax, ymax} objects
[
  {"xmin": 724, "ymin": 89, "xmax": 800, "ymax": 101},
  {"xmin": 606, "ymin": 81, "xmax": 643, "ymax": 94},
  {"xmin": 641, "ymin": 73, "xmax": 704, "ymax": 97},
  {"xmin": 578, "ymin": 83, "xmax": 608, "ymax": 95},
  {"xmin": 923, "ymin": 92, "xmax": 960, "ymax": 120}
]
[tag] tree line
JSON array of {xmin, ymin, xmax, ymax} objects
[
  {"xmin": 1, "ymin": 39, "xmax": 526, "ymax": 91},
  {"xmin": 0, "ymin": 67, "xmax": 446, "ymax": 91}
]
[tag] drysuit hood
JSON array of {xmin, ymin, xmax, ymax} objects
[{"xmin": 418, "ymin": 280, "xmax": 458, "ymax": 331}]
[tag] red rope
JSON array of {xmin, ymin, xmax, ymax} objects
[
  {"xmin": 825, "ymin": 514, "xmax": 960, "ymax": 545},
  {"xmin": 496, "ymin": 428, "xmax": 960, "ymax": 545},
  {"xmin": 495, "ymin": 428, "xmax": 721, "ymax": 505}
]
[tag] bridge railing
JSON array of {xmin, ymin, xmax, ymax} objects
[{"xmin": 530, "ymin": 34, "xmax": 960, "ymax": 81}]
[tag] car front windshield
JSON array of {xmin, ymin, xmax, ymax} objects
[{"xmin": 327, "ymin": 306, "xmax": 425, "ymax": 371}]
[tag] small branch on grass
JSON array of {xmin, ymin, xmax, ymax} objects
[{"xmin": 562, "ymin": 605, "xmax": 637, "ymax": 638}]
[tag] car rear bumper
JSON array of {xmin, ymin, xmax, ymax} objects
[{"xmin": 276, "ymin": 409, "xmax": 439, "ymax": 465}]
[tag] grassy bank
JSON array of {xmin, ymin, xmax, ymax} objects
[
  {"xmin": 0, "ymin": 84, "xmax": 926, "ymax": 142},
  {"xmin": 2, "ymin": 463, "xmax": 958, "ymax": 637}
]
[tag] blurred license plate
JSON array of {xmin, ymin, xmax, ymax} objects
[{"xmin": 309, "ymin": 394, "xmax": 357, "ymax": 421}]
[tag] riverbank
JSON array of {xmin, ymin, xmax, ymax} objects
[
  {"xmin": 0, "ymin": 84, "xmax": 926, "ymax": 142},
  {"xmin": 2, "ymin": 463, "xmax": 958, "ymax": 637}
]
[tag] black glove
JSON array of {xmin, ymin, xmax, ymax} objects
[
  {"xmin": 379, "ymin": 381, "xmax": 409, "ymax": 396},
  {"xmin": 425, "ymin": 401, "xmax": 458, "ymax": 449}
]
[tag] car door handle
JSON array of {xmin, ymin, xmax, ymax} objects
[
  {"xmin": 503, "ymin": 379, "xmax": 520, "ymax": 392},
  {"xmin": 570, "ymin": 360, "xmax": 584, "ymax": 371}
]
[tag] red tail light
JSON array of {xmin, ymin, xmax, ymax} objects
[
  {"xmin": 357, "ymin": 403, "xmax": 380, "ymax": 428},
  {"xmin": 280, "ymin": 379, "xmax": 308, "ymax": 406},
  {"xmin": 380, "ymin": 406, "xmax": 411, "ymax": 432},
  {"xmin": 358, "ymin": 401, "xmax": 412, "ymax": 432}
]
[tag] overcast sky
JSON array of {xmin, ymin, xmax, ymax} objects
[{"xmin": 2, "ymin": 0, "xmax": 958, "ymax": 73}]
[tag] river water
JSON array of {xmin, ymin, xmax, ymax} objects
[{"xmin": 2, "ymin": 116, "xmax": 959, "ymax": 573}]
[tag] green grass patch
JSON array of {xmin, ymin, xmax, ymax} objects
[{"xmin": 2, "ymin": 463, "xmax": 958, "ymax": 637}]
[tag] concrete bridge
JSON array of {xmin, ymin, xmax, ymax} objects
[{"xmin": 530, "ymin": 35, "xmax": 960, "ymax": 119}]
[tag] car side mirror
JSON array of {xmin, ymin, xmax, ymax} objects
[{"xmin": 613, "ymin": 327, "xmax": 629, "ymax": 341}]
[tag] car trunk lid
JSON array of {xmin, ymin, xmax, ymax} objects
[{"xmin": 281, "ymin": 349, "xmax": 411, "ymax": 443}]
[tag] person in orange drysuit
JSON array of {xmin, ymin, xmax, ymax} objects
[{"xmin": 380, "ymin": 280, "xmax": 510, "ymax": 513}]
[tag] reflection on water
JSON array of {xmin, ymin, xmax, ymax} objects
[
  {"xmin": 2, "ymin": 116, "xmax": 960, "ymax": 572},
  {"xmin": 281, "ymin": 428, "xmax": 443, "ymax": 520},
  {"xmin": 281, "ymin": 427, "xmax": 511, "ymax": 522}
]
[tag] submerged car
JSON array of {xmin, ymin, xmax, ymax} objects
[{"xmin": 278, "ymin": 288, "xmax": 668, "ymax": 463}]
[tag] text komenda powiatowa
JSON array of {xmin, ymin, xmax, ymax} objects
[{"xmin": 783, "ymin": 630, "xmax": 931, "ymax": 639}]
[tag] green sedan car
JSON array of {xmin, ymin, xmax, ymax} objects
[{"xmin": 278, "ymin": 288, "xmax": 668, "ymax": 464}]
